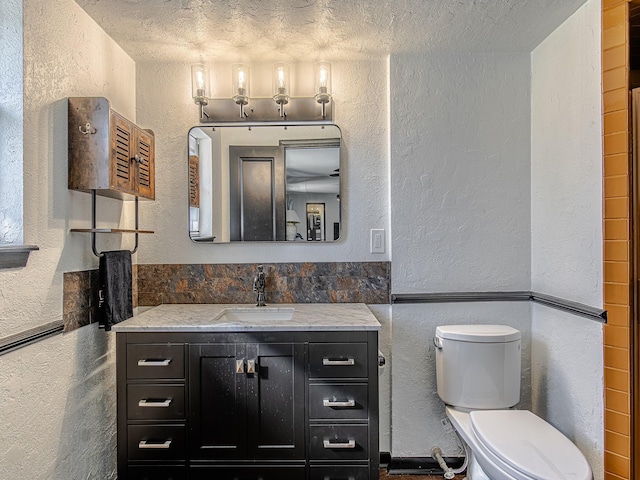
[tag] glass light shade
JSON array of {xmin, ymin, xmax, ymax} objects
[
  {"xmin": 272, "ymin": 63, "xmax": 290, "ymax": 105},
  {"xmin": 232, "ymin": 64, "xmax": 250, "ymax": 105},
  {"xmin": 314, "ymin": 61, "xmax": 332, "ymax": 104},
  {"xmin": 191, "ymin": 64, "xmax": 210, "ymax": 105}
]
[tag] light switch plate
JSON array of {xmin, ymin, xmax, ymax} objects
[{"xmin": 370, "ymin": 229, "xmax": 385, "ymax": 254}]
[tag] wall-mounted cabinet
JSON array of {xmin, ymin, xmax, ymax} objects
[
  {"xmin": 68, "ymin": 97, "xmax": 155, "ymax": 200},
  {"xmin": 68, "ymin": 97, "xmax": 155, "ymax": 255}
]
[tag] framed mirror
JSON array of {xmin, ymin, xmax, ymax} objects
[{"xmin": 188, "ymin": 124, "xmax": 341, "ymax": 243}]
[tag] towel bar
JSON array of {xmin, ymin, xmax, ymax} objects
[{"xmin": 70, "ymin": 191, "xmax": 153, "ymax": 257}]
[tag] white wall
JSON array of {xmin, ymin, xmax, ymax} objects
[
  {"xmin": 135, "ymin": 59, "xmax": 390, "ymax": 264},
  {"xmin": 0, "ymin": 0, "xmax": 23, "ymax": 244},
  {"xmin": 389, "ymin": 52, "xmax": 532, "ymax": 455},
  {"xmin": 531, "ymin": 0, "xmax": 603, "ymax": 477},
  {"xmin": 0, "ymin": 0, "xmax": 136, "ymax": 477}
]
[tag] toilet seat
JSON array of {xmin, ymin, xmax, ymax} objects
[
  {"xmin": 446, "ymin": 407, "xmax": 592, "ymax": 480},
  {"xmin": 470, "ymin": 410, "xmax": 591, "ymax": 480}
]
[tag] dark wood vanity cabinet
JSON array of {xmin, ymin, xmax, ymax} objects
[
  {"xmin": 68, "ymin": 97, "xmax": 155, "ymax": 200},
  {"xmin": 189, "ymin": 342, "xmax": 305, "ymax": 460},
  {"xmin": 117, "ymin": 330, "xmax": 379, "ymax": 480}
]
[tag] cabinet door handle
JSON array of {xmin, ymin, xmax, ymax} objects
[
  {"xmin": 138, "ymin": 399, "xmax": 172, "ymax": 408},
  {"xmin": 235, "ymin": 358, "xmax": 245, "ymax": 374},
  {"xmin": 137, "ymin": 359, "xmax": 171, "ymax": 367},
  {"xmin": 322, "ymin": 358, "xmax": 355, "ymax": 366},
  {"xmin": 323, "ymin": 439, "xmax": 356, "ymax": 449},
  {"xmin": 246, "ymin": 358, "xmax": 256, "ymax": 374},
  {"xmin": 138, "ymin": 440, "xmax": 172, "ymax": 449},
  {"xmin": 323, "ymin": 399, "xmax": 356, "ymax": 408},
  {"xmin": 323, "ymin": 477, "xmax": 355, "ymax": 480}
]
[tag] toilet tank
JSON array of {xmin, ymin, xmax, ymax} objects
[{"xmin": 434, "ymin": 325, "xmax": 521, "ymax": 409}]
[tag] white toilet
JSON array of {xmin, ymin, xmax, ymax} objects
[{"xmin": 434, "ymin": 324, "xmax": 592, "ymax": 480}]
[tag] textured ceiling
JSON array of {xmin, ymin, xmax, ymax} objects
[{"xmin": 75, "ymin": 0, "xmax": 588, "ymax": 63}]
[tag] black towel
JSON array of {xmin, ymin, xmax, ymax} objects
[{"xmin": 98, "ymin": 250, "xmax": 133, "ymax": 331}]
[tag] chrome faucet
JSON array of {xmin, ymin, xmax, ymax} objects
[{"xmin": 253, "ymin": 264, "xmax": 267, "ymax": 306}]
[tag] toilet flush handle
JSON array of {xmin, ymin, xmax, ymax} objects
[{"xmin": 433, "ymin": 336, "xmax": 443, "ymax": 349}]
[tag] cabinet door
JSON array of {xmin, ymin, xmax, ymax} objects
[
  {"xmin": 246, "ymin": 342, "xmax": 305, "ymax": 459},
  {"xmin": 189, "ymin": 155, "xmax": 199, "ymax": 208},
  {"xmin": 110, "ymin": 111, "xmax": 135, "ymax": 194},
  {"xmin": 189, "ymin": 343, "xmax": 247, "ymax": 460},
  {"xmin": 134, "ymin": 127, "xmax": 155, "ymax": 199}
]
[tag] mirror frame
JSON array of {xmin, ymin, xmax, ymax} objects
[{"xmin": 188, "ymin": 124, "xmax": 342, "ymax": 244}]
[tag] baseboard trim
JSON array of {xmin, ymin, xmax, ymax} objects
[{"xmin": 386, "ymin": 456, "xmax": 465, "ymax": 475}]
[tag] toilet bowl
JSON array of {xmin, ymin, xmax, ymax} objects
[{"xmin": 434, "ymin": 325, "xmax": 593, "ymax": 480}]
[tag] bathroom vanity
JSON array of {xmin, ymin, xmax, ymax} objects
[{"xmin": 113, "ymin": 303, "xmax": 381, "ymax": 480}]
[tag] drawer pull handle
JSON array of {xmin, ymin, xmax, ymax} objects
[
  {"xmin": 138, "ymin": 399, "xmax": 172, "ymax": 408},
  {"xmin": 323, "ymin": 477, "xmax": 355, "ymax": 480},
  {"xmin": 323, "ymin": 439, "xmax": 356, "ymax": 449},
  {"xmin": 138, "ymin": 439, "xmax": 172, "ymax": 449},
  {"xmin": 137, "ymin": 359, "xmax": 172, "ymax": 367},
  {"xmin": 322, "ymin": 358, "xmax": 355, "ymax": 366},
  {"xmin": 323, "ymin": 399, "xmax": 356, "ymax": 408}
]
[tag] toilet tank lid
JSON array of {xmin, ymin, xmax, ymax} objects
[{"xmin": 435, "ymin": 325, "xmax": 521, "ymax": 343}]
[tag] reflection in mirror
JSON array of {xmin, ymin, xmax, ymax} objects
[{"xmin": 188, "ymin": 125, "xmax": 341, "ymax": 243}]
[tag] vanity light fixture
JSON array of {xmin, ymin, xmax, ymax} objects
[
  {"xmin": 191, "ymin": 64, "xmax": 210, "ymax": 121},
  {"xmin": 314, "ymin": 61, "xmax": 332, "ymax": 119},
  {"xmin": 272, "ymin": 62, "xmax": 291, "ymax": 118},
  {"xmin": 194, "ymin": 62, "xmax": 333, "ymax": 122},
  {"xmin": 232, "ymin": 64, "xmax": 250, "ymax": 117}
]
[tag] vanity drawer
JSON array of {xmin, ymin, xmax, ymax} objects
[
  {"xmin": 127, "ymin": 384, "xmax": 185, "ymax": 420},
  {"xmin": 309, "ymin": 343, "xmax": 368, "ymax": 378},
  {"xmin": 127, "ymin": 465, "xmax": 187, "ymax": 480},
  {"xmin": 309, "ymin": 383, "xmax": 368, "ymax": 420},
  {"xmin": 128, "ymin": 425, "xmax": 186, "ymax": 461},
  {"xmin": 310, "ymin": 465, "xmax": 371, "ymax": 480},
  {"xmin": 309, "ymin": 425, "xmax": 369, "ymax": 461},
  {"xmin": 190, "ymin": 465, "xmax": 306, "ymax": 480},
  {"xmin": 127, "ymin": 344, "xmax": 185, "ymax": 379}
]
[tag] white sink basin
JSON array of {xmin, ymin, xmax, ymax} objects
[{"xmin": 215, "ymin": 307, "xmax": 295, "ymax": 322}]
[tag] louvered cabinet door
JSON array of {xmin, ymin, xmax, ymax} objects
[
  {"xmin": 189, "ymin": 155, "xmax": 199, "ymax": 208},
  {"xmin": 109, "ymin": 111, "xmax": 135, "ymax": 195},
  {"xmin": 134, "ymin": 128, "xmax": 155, "ymax": 200}
]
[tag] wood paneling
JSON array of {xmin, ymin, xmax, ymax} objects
[{"xmin": 602, "ymin": 1, "xmax": 633, "ymax": 478}]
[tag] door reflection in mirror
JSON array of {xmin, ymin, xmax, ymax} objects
[{"xmin": 188, "ymin": 125, "xmax": 341, "ymax": 243}]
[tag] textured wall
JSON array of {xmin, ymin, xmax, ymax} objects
[
  {"xmin": 530, "ymin": 0, "xmax": 603, "ymax": 477},
  {"xmin": 0, "ymin": 325, "xmax": 117, "ymax": 479},
  {"xmin": 0, "ymin": 0, "xmax": 23, "ymax": 244},
  {"xmin": 390, "ymin": 53, "xmax": 531, "ymax": 293},
  {"xmin": 134, "ymin": 59, "xmax": 390, "ymax": 265},
  {"xmin": 388, "ymin": 52, "xmax": 532, "ymax": 455},
  {"xmin": 0, "ymin": 0, "xmax": 135, "ymax": 478}
]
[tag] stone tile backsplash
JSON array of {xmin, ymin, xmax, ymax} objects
[
  {"xmin": 64, "ymin": 262, "xmax": 390, "ymax": 332},
  {"xmin": 63, "ymin": 269, "xmax": 99, "ymax": 332},
  {"xmin": 137, "ymin": 262, "xmax": 391, "ymax": 306}
]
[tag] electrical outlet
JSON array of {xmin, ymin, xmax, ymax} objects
[{"xmin": 370, "ymin": 229, "xmax": 385, "ymax": 254}]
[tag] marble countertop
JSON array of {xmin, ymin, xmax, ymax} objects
[{"xmin": 112, "ymin": 303, "xmax": 381, "ymax": 332}]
